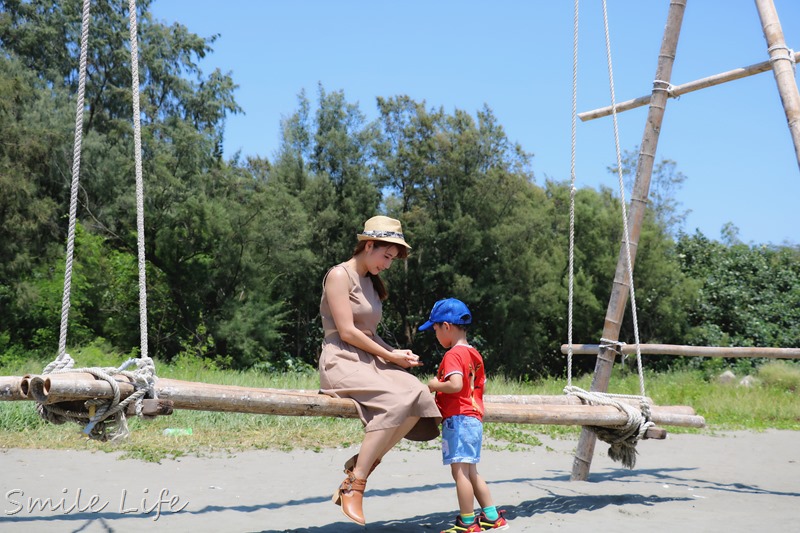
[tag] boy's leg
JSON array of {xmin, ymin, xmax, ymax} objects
[
  {"xmin": 468, "ymin": 465, "xmax": 495, "ymax": 509},
  {"xmin": 451, "ymin": 463, "xmax": 477, "ymax": 517}
]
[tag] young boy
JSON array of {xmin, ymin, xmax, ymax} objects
[{"xmin": 420, "ymin": 298, "xmax": 509, "ymax": 532}]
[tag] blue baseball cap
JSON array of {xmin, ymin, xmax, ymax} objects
[{"xmin": 418, "ymin": 298, "xmax": 472, "ymax": 331}]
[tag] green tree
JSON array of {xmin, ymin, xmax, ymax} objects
[
  {"xmin": 1, "ymin": 0, "xmax": 246, "ymax": 362},
  {"xmin": 0, "ymin": 53, "xmax": 71, "ymax": 353},
  {"xmin": 677, "ymin": 232, "xmax": 800, "ymax": 357},
  {"xmin": 612, "ymin": 147, "xmax": 690, "ymax": 237},
  {"xmin": 374, "ymin": 96, "xmax": 578, "ymax": 377},
  {"xmin": 267, "ymin": 86, "xmax": 383, "ymax": 364}
]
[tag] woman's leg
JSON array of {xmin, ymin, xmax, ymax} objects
[
  {"xmin": 337, "ymin": 416, "xmax": 421, "ymax": 525},
  {"xmin": 353, "ymin": 416, "xmax": 419, "ymax": 479}
]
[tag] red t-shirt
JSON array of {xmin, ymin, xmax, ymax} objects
[{"xmin": 434, "ymin": 344, "xmax": 485, "ymax": 421}]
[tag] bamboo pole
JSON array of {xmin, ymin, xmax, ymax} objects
[
  {"xmin": 562, "ymin": 343, "xmax": 800, "ymax": 359},
  {"xmin": 488, "ymin": 395, "xmax": 698, "ymax": 416},
  {"xmin": 485, "ymin": 394, "xmax": 655, "ymax": 406},
  {"xmin": 11, "ymin": 373, "xmax": 705, "ymax": 428},
  {"xmin": 0, "ymin": 376, "xmax": 26, "ymax": 401},
  {"xmin": 290, "ymin": 390, "xmax": 675, "ymax": 411},
  {"xmin": 483, "ymin": 404, "xmax": 703, "ymax": 428},
  {"xmin": 578, "ymin": 50, "xmax": 800, "ymax": 121},
  {"xmin": 571, "ymin": 0, "xmax": 687, "ymax": 482},
  {"xmin": 29, "ymin": 373, "xmax": 136, "ymax": 404},
  {"xmin": 754, "ymin": 0, "xmax": 800, "ymax": 171},
  {"xmin": 19, "ymin": 374, "xmax": 35, "ymax": 399}
]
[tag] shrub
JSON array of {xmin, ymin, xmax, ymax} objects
[{"xmin": 757, "ymin": 360, "xmax": 800, "ymax": 392}]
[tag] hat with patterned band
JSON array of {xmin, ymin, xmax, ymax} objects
[{"xmin": 357, "ymin": 216, "xmax": 411, "ymax": 250}]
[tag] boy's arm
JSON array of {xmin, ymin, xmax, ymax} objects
[{"xmin": 428, "ymin": 373, "xmax": 463, "ymax": 394}]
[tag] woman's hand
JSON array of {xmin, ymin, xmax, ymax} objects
[{"xmin": 391, "ymin": 349, "xmax": 423, "ymax": 369}]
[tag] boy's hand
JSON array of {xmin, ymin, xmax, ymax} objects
[{"xmin": 430, "ymin": 374, "xmax": 462, "ymax": 394}]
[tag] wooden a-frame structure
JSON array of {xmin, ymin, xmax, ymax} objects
[{"xmin": 569, "ymin": 0, "xmax": 800, "ymax": 481}]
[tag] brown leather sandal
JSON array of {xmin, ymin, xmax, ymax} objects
[
  {"xmin": 332, "ymin": 473, "xmax": 367, "ymax": 525},
  {"xmin": 343, "ymin": 453, "xmax": 382, "ymax": 476}
]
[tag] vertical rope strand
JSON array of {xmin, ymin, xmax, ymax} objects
[
  {"xmin": 56, "ymin": 0, "xmax": 92, "ymax": 362},
  {"xmin": 128, "ymin": 0, "xmax": 149, "ymax": 360},
  {"xmin": 567, "ymin": 0, "xmax": 579, "ymax": 388},
  {"xmin": 600, "ymin": 0, "xmax": 645, "ymax": 398}
]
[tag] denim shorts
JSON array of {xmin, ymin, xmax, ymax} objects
[{"xmin": 441, "ymin": 415, "xmax": 483, "ymax": 465}]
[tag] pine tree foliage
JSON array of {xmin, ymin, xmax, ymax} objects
[{"xmin": 1, "ymin": 0, "xmax": 797, "ymax": 377}]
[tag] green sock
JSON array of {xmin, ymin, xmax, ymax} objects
[
  {"xmin": 461, "ymin": 512, "xmax": 476, "ymax": 525},
  {"xmin": 483, "ymin": 506, "xmax": 499, "ymax": 521}
]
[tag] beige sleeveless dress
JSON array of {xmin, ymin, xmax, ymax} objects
[{"xmin": 319, "ymin": 263, "xmax": 441, "ymax": 441}]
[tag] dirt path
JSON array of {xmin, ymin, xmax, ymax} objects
[{"xmin": 1, "ymin": 430, "xmax": 797, "ymax": 532}]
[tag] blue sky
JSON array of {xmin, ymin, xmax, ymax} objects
[{"xmin": 150, "ymin": 0, "xmax": 799, "ymax": 246}]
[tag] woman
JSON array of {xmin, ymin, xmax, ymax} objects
[{"xmin": 319, "ymin": 215, "xmax": 441, "ymax": 526}]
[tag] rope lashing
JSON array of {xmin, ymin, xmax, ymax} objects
[
  {"xmin": 564, "ymin": 385, "xmax": 654, "ymax": 469},
  {"xmin": 599, "ymin": 337, "xmax": 626, "ymax": 361},
  {"xmin": 768, "ymin": 43, "xmax": 797, "ymax": 73},
  {"xmin": 652, "ymin": 79, "xmax": 677, "ymax": 98},
  {"xmin": 38, "ymin": 355, "xmax": 157, "ymax": 441}
]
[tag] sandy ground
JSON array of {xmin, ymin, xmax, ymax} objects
[{"xmin": 1, "ymin": 430, "xmax": 797, "ymax": 532}]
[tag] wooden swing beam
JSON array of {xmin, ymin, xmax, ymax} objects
[
  {"xmin": 562, "ymin": 344, "xmax": 800, "ymax": 359},
  {"xmin": 0, "ymin": 373, "xmax": 705, "ymax": 430}
]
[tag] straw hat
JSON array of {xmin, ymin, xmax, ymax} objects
[{"xmin": 357, "ymin": 216, "xmax": 411, "ymax": 249}]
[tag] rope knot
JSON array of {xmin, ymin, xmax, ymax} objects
[
  {"xmin": 36, "ymin": 355, "xmax": 158, "ymax": 441},
  {"xmin": 564, "ymin": 386, "xmax": 654, "ymax": 469}
]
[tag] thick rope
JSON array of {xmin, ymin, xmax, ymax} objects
[
  {"xmin": 563, "ymin": 385, "xmax": 653, "ymax": 468},
  {"xmin": 128, "ymin": 0, "xmax": 150, "ymax": 361},
  {"xmin": 600, "ymin": 0, "xmax": 645, "ymax": 397},
  {"xmin": 38, "ymin": 358, "xmax": 157, "ymax": 441},
  {"xmin": 55, "ymin": 0, "xmax": 91, "ymax": 365},
  {"xmin": 38, "ymin": 0, "xmax": 156, "ymax": 440},
  {"xmin": 564, "ymin": 0, "xmax": 652, "ymax": 468},
  {"xmin": 566, "ymin": 0, "xmax": 579, "ymax": 389}
]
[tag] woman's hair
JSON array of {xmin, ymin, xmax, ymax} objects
[{"xmin": 352, "ymin": 240, "xmax": 408, "ymax": 301}]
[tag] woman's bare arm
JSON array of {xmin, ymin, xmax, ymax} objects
[{"xmin": 325, "ymin": 267, "xmax": 419, "ymax": 368}]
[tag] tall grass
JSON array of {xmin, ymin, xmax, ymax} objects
[{"xmin": 1, "ymin": 354, "xmax": 798, "ymax": 462}]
